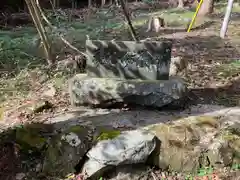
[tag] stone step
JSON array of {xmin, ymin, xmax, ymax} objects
[{"xmin": 69, "ymin": 74, "xmax": 188, "ymax": 108}]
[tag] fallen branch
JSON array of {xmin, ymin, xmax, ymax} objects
[{"xmin": 119, "ymin": 0, "xmax": 139, "ymax": 41}]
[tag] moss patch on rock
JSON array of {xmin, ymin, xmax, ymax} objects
[
  {"xmin": 146, "ymin": 115, "xmax": 240, "ymax": 174},
  {"xmin": 194, "ymin": 116, "xmax": 220, "ymax": 129},
  {"xmin": 42, "ymin": 125, "xmax": 94, "ymax": 177},
  {"xmin": 96, "ymin": 129, "xmax": 121, "ymax": 141},
  {"xmin": 15, "ymin": 124, "xmax": 52, "ymax": 151}
]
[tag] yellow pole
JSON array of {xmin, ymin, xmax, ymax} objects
[{"xmin": 187, "ymin": 0, "xmax": 204, "ymax": 32}]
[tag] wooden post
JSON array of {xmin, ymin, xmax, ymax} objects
[{"xmin": 220, "ymin": 0, "xmax": 234, "ymax": 38}]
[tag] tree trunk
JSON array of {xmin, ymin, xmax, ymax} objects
[
  {"xmin": 220, "ymin": 0, "xmax": 234, "ymax": 38},
  {"xmin": 101, "ymin": 0, "xmax": 106, "ymax": 7},
  {"xmin": 115, "ymin": 0, "xmax": 119, "ymax": 6},
  {"xmin": 88, "ymin": 0, "xmax": 92, "ymax": 8},
  {"xmin": 198, "ymin": 0, "xmax": 214, "ymax": 16},
  {"xmin": 25, "ymin": 0, "xmax": 54, "ymax": 66},
  {"xmin": 72, "ymin": 1, "xmax": 77, "ymax": 8},
  {"xmin": 52, "ymin": 0, "xmax": 59, "ymax": 9},
  {"xmin": 177, "ymin": 0, "xmax": 184, "ymax": 8}
]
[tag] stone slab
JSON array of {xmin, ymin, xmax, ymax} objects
[
  {"xmin": 69, "ymin": 74, "xmax": 188, "ymax": 108},
  {"xmin": 81, "ymin": 130, "xmax": 156, "ymax": 178},
  {"xmin": 85, "ymin": 40, "xmax": 172, "ymax": 80}
]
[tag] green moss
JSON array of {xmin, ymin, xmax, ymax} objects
[
  {"xmin": 221, "ymin": 131, "xmax": 240, "ymax": 141},
  {"xmin": 168, "ymin": 139, "xmax": 184, "ymax": 148},
  {"xmin": 67, "ymin": 126, "xmax": 83, "ymax": 134},
  {"xmin": 195, "ymin": 116, "xmax": 219, "ymax": 129},
  {"xmin": 15, "ymin": 126, "xmax": 47, "ymax": 150},
  {"xmin": 228, "ymin": 127, "xmax": 240, "ymax": 136},
  {"xmin": 46, "ymin": 144, "xmax": 59, "ymax": 163},
  {"xmin": 148, "ymin": 124, "xmax": 172, "ymax": 133},
  {"xmin": 219, "ymin": 131, "xmax": 240, "ymax": 164},
  {"xmin": 97, "ymin": 130, "xmax": 121, "ymax": 141}
]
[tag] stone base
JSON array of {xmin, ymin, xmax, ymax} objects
[{"xmin": 69, "ymin": 74, "xmax": 188, "ymax": 108}]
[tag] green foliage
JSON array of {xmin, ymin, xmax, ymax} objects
[
  {"xmin": 197, "ymin": 167, "xmax": 213, "ymax": 176},
  {"xmin": 215, "ymin": 59, "xmax": 240, "ymax": 78},
  {"xmin": 232, "ymin": 163, "xmax": 240, "ymax": 170},
  {"xmin": 0, "ymin": 32, "xmax": 42, "ymax": 72},
  {"xmin": 97, "ymin": 130, "xmax": 121, "ymax": 141},
  {"xmin": 0, "ymin": 69, "xmax": 31, "ymax": 102}
]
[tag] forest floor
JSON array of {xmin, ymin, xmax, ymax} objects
[{"xmin": 0, "ymin": 2, "xmax": 240, "ymax": 180}]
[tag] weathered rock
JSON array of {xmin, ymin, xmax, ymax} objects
[
  {"xmin": 81, "ymin": 130, "xmax": 156, "ymax": 178},
  {"xmin": 86, "ymin": 40, "xmax": 172, "ymax": 80},
  {"xmin": 15, "ymin": 173, "xmax": 26, "ymax": 180},
  {"xmin": 1, "ymin": 105, "xmax": 240, "ymax": 179},
  {"xmin": 146, "ymin": 115, "xmax": 240, "ymax": 173},
  {"xmin": 15, "ymin": 123, "xmax": 53, "ymax": 151},
  {"xmin": 69, "ymin": 74, "xmax": 188, "ymax": 108},
  {"xmin": 169, "ymin": 56, "xmax": 188, "ymax": 77},
  {"xmin": 42, "ymin": 125, "xmax": 95, "ymax": 177}
]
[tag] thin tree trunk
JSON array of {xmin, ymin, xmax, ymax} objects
[
  {"xmin": 220, "ymin": 0, "xmax": 234, "ymax": 38},
  {"xmin": 198, "ymin": 0, "xmax": 214, "ymax": 16},
  {"xmin": 177, "ymin": 0, "xmax": 184, "ymax": 8},
  {"xmin": 119, "ymin": 0, "xmax": 139, "ymax": 41},
  {"xmin": 25, "ymin": 0, "xmax": 54, "ymax": 65},
  {"xmin": 101, "ymin": 0, "xmax": 106, "ymax": 7},
  {"xmin": 52, "ymin": 0, "xmax": 59, "ymax": 9},
  {"xmin": 88, "ymin": 0, "xmax": 92, "ymax": 8},
  {"xmin": 115, "ymin": 0, "xmax": 119, "ymax": 6}
]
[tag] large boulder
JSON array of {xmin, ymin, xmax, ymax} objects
[
  {"xmin": 69, "ymin": 74, "xmax": 188, "ymax": 108},
  {"xmin": 146, "ymin": 115, "xmax": 240, "ymax": 173},
  {"xmin": 85, "ymin": 40, "xmax": 172, "ymax": 80},
  {"xmin": 42, "ymin": 125, "xmax": 95, "ymax": 177}
]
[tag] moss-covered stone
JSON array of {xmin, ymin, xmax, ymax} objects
[
  {"xmin": 42, "ymin": 125, "xmax": 94, "ymax": 177},
  {"xmin": 194, "ymin": 116, "xmax": 219, "ymax": 129},
  {"xmin": 15, "ymin": 124, "xmax": 51, "ymax": 151},
  {"xmin": 204, "ymin": 138, "xmax": 233, "ymax": 169},
  {"xmin": 146, "ymin": 114, "xmax": 240, "ymax": 174},
  {"xmin": 148, "ymin": 122, "xmax": 202, "ymax": 173},
  {"xmin": 221, "ymin": 131, "xmax": 240, "ymax": 165}
]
